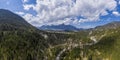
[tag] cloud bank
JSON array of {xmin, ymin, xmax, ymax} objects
[
  {"xmin": 20, "ymin": 0, "xmax": 117, "ymax": 27},
  {"xmin": 112, "ymin": 11, "xmax": 120, "ymax": 16}
]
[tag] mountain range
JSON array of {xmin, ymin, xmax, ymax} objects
[{"xmin": 39, "ymin": 24, "xmax": 82, "ymax": 31}]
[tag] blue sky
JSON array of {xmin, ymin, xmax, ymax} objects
[{"xmin": 0, "ymin": 0, "xmax": 120, "ymax": 28}]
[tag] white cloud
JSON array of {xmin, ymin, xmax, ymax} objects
[
  {"xmin": 119, "ymin": 1, "xmax": 120, "ymax": 4},
  {"xmin": 22, "ymin": 0, "xmax": 117, "ymax": 26},
  {"xmin": 23, "ymin": 4, "xmax": 34, "ymax": 10},
  {"xmin": 22, "ymin": 0, "xmax": 29, "ymax": 3},
  {"xmin": 15, "ymin": 12, "xmax": 25, "ymax": 15},
  {"xmin": 23, "ymin": 13, "xmax": 44, "ymax": 26},
  {"xmin": 112, "ymin": 11, "xmax": 120, "ymax": 16}
]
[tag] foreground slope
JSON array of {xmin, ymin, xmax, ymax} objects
[{"xmin": 0, "ymin": 9, "xmax": 48, "ymax": 60}]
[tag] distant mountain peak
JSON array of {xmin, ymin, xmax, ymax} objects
[{"xmin": 39, "ymin": 24, "xmax": 82, "ymax": 31}]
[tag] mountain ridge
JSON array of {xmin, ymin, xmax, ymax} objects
[
  {"xmin": 94, "ymin": 21, "xmax": 120, "ymax": 30},
  {"xmin": 0, "ymin": 9, "xmax": 35, "ymax": 31}
]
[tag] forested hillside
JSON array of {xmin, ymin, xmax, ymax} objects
[
  {"xmin": 45, "ymin": 21, "xmax": 120, "ymax": 60},
  {"xmin": 0, "ymin": 9, "xmax": 72, "ymax": 60}
]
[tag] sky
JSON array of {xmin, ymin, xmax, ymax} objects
[{"xmin": 0, "ymin": 0, "xmax": 120, "ymax": 28}]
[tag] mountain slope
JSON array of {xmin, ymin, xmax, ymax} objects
[
  {"xmin": 95, "ymin": 21, "xmax": 120, "ymax": 30},
  {"xmin": 66, "ymin": 21, "xmax": 120, "ymax": 60},
  {"xmin": 0, "ymin": 9, "xmax": 48, "ymax": 60},
  {"xmin": 0, "ymin": 9, "xmax": 35, "ymax": 31}
]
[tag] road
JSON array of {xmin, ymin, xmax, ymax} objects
[{"xmin": 55, "ymin": 37, "xmax": 99, "ymax": 60}]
